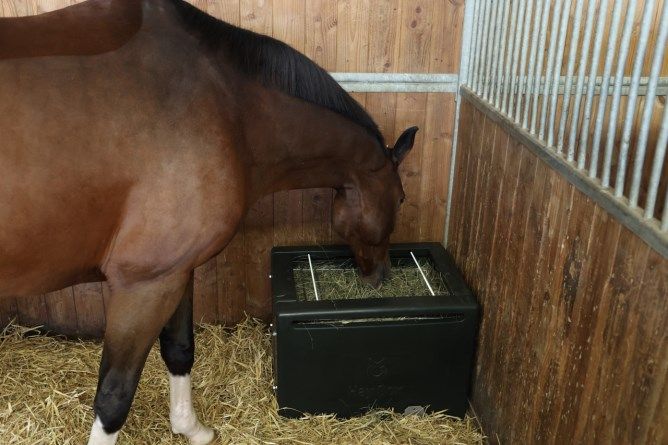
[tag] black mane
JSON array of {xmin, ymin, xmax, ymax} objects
[{"xmin": 170, "ymin": 0, "xmax": 385, "ymax": 147}]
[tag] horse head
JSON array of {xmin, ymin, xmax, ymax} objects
[{"xmin": 333, "ymin": 126, "xmax": 418, "ymax": 288}]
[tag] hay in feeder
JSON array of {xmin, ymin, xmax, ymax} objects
[
  {"xmin": 0, "ymin": 319, "xmax": 483, "ymax": 445},
  {"xmin": 294, "ymin": 257, "xmax": 449, "ymax": 301}
]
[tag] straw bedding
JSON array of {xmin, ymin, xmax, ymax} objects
[{"xmin": 0, "ymin": 319, "xmax": 483, "ymax": 444}]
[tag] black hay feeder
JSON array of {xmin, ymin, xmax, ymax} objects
[{"xmin": 270, "ymin": 242, "xmax": 479, "ymax": 419}]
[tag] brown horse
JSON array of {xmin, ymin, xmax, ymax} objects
[{"xmin": 0, "ymin": 1, "xmax": 418, "ymax": 443}]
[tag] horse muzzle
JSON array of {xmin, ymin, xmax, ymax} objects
[{"xmin": 360, "ymin": 258, "xmax": 391, "ymax": 289}]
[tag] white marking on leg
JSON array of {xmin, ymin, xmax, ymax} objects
[
  {"xmin": 87, "ymin": 416, "xmax": 119, "ymax": 445},
  {"xmin": 169, "ymin": 373, "xmax": 214, "ymax": 445}
]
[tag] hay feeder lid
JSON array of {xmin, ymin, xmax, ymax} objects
[{"xmin": 270, "ymin": 242, "xmax": 479, "ymax": 419}]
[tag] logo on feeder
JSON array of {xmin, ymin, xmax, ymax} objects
[
  {"xmin": 367, "ymin": 357, "xmax": 388, "ymax": 378},
  {"xmin": 347, "ymin": 384, "xmax": 403, "ymax": 400}
]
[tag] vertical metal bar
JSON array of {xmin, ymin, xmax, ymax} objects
[
  {"xmin": 662, "ymin": 187, "xmax": 668, "ymax": 231},
  {"xmin": 411, "ymin": 252, "xmax": 435, "ymax": 296},
  {"xmin": 470, "ymin": 0, "xmax": 484, "ymax": 89},
  {"xmin": 514, "ymin": 0, "xmax": 534, "ymax": 123},
  {"xmin": 539, "ymin": 0, "xmax": 565, "ymax": 141},
  {"xmin": 474, "ymin": 0, "xmax": 489, "ymax": 93},
  {"xmin": 530, "ymin": 0, "xmax": 552, "ymax": 134},
  {"xmin": 507, "ymin": 0, "xmax": 527, "ymax": 117},
  {"xmin": 477, "ymin": 0, "xmax": 493, "ymax": 94},
  {"xmin": 567, "ymin": 0, "xmax": 608, "ymax": 170},
  {"xmin": 502, "ymin": 0, "xmax": 521, "ymax": 114},
  {"xmin": 522, "ymin": 0, "xmax": 543, "ymax": 127},
  {"xmin": 601, "ymin": 0, "xmax": 638, "ymax": 188},
  {"xmin": 645, "ymin": 100, "xmax": 668, "ymax": 220},
  {"xmin": 483, "ymin": 0, "xmax": 501, "ymax": 101},
  {"xmin": 307, "ymin": 254, "xmax": 319, "ymax": 301},
  {"xmin": 445, "ymin": 0, "xmax": 478, "ymax": 244},
  {"xmin": 589, "ymin": 0, "xmax": 622, "ymax": 176},
  {"xmin": 489, "ymin": 0, "xmax": 506, "ymax": 103},
  {"xmin": 466, "ymin": 1, "xmax": 481, "ymax": 87},
  {"xmin": 631, "ymin": 0, "xmax": 668, "ymax": 208},
  {"xmin": 546, "ymin": 0, "xmax": 574, "ymax": 148},
  {"xmin": 615, "ymin": 1, "xmax": 656, "ymax": 198},
  {"xmin": 555, "ymin": 0, "xmax": 585, "ymax": 153},
  {"xmin": 494, "ymin": 0, "xmax": 510, "ymax": 107}
]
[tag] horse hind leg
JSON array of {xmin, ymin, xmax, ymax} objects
[
  {"xmin": 87, "ymin": 272, "xmax": 191, "ymax": 445},
  {"xmin": 159, "ymin": 273, "xmax": 214, "ymax": 445}
]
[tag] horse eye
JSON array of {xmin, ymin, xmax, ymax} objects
[{"xmin": 399, "ymin": 197, "xmax": 405, "ymax": 205}]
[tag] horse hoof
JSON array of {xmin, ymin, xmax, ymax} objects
[{"xmin": 189, "ymin": 426, "xmax": 215, "ymax": 445}]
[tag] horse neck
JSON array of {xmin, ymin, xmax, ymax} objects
[{"xmin": 241, "ymin": 86, "xmax": 386, "ymax": 202}]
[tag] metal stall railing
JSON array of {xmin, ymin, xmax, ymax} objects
[{"xmin": 447, "ymin": 0, "xmax": 668, "ymax": 257}]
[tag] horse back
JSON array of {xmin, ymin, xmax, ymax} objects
[
  {"xmin": 0, "ymin": 0, "xmax": 249, "ymax": 296},
  {"xmin": 0, "ymin": 0, "xmax": 142, "ymax": 60}
]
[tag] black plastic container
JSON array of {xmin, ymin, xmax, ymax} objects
[{"xmin": 271, "ymin": 242, "xmax": 479, "ymax": 418}]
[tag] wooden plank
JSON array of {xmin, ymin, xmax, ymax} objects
[
  {"xmin": 449, "ymin": 101, "xmax": 476, "ymax": 259},
  {"xmin": 101, "ymin": 281, "xmax": 112, "ymax": 316},
  {"xmin": 305, "ymin": 0, "xmax": 338, "ymax": 68},
  {"xmin": 568, "ymin": 207, "xmax": 622, "ymax": 444},
  {"xmin": 616, "ymin": 246, "xmax": 668, "ymax": 444},
  {"xmin": 335, "ymin": 0, "xmax": 371, "ymax": 72},
  {"xmin": 0, "ymin": 0, "xmax": 73, "ymax": 16},
  {"xmin": 416, "ymin": 0, "xmax": 462, "ymax": 241},
  {"xmin": 470, "ymin": 114, "xmax": 509, "ymax": 425},
  {"xmin": 273, "ymin": 0, "xmax": 306, "ymax": 248},
  {"xmin": 15, "ymin": 294, "xmax": 48, "ymax": 328},
  {"xmin": 532, "ymin": 188, "xmax": 595, "ymax": 442},
  {"xmin": 44, "ymin": 287, "xmax": 78, "ymax": 335},
  {"xmin": 509, "ymin": 155, "xmax": 550, "ymax": 442},
  {"xmin": 494, "ymin": 146, "xmax": 538, "ymax": 438},
  {"xmin": 72, "ymin": 282, "xmax": 105, "ymax": 337},
  {"xmin": 392, "ymin": 90, "xmax": 426, "ymax": 242},
  {"xmin": 467, "ymin": 116, "xmax": 509, "ymax": 433},
  {"xmin": 235, "ymin": 0, "xmax": 272, "ymax": 322},
  {"xmin": 242, "ymin": 198, "xmax": 272, "ymax": 320},
  {"xmin": 0, "ymin": 296, "xmax": 18, "ymax": 328},
  {"xmin": 392, "ymin": 0, "xmax": 431, "ymax": 242},
  {"xmin": 525, "ymin": 182, "xmax": 575, "ymax": 443},
  {"xmin": 645, "ymin": 338, "xmax": 668, "ymax": 444},
  {"xmin": 456, "ymin": 108, "xmax": 486, "ymax": 265},
  {"xmin": 467, "ymin": 113, "xmax": 496, "ymax": 283},
  {"xmin": 482, "ymin": 138, "xmax": 531, "ymax": 433},
  {"xmin": 417, "ymin": 93, "xmax": 453, "ymax": 241},
  {"xmin": 591, "ymin": 227, "xmax": 650, "ymax": 443},
  {"xmin": 208, "ymin": 0, "xmax": 241, "ymax": 25},
  {"xmin": 219, "ymin": 231, "xmax": 247, "ymax": 324},
  {"xmin": 367, "ymin": 0, "xmax": 402, "ymax": 73},
  {"xmin": 193, "ymin": 258, "xmax": 218, "ymax": 324},
  {"xmin": 475, "ymin": 120, "xmax": 510, "ymax": 312},
  {"xmin": 303, "ymin": 0, "xmax": 338, "ymax": 245}
]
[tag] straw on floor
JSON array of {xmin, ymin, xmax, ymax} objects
[{"xmin": 0, "ymin": 319, "xmax": 484, "ymax": 445}]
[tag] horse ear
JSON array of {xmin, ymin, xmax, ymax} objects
[{"xmin": 391, "ymin": 126, "xmax": 419, "ymax": 164}]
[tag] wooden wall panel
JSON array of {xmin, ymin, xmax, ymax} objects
[
  {"xmin": 450, "ymin": 98, "xmax": 668, "ymax": 444},
  {"xmin": 0, "ymin": 0, "xmax": 462, "ymax": 334}
]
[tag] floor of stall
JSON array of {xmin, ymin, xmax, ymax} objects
[{"xmin": 0, "ymin": 319, "xmax": 483, "ymax": 444}]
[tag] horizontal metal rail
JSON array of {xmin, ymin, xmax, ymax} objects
[
  {"xmin": 331, "ymin": 73, "xmax": 458, "ymax": 93},
  {"xmin": 330, "ymin": 73, "xmax": 668, "ymax": 95}
]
